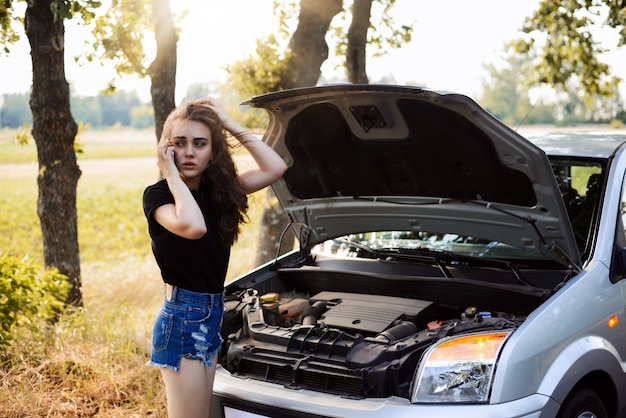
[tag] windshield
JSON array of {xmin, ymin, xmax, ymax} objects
[{"xmin": 315, "ymin": 231, "xmax": 545, "ymax": 260}]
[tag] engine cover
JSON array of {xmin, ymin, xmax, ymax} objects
[{"xmin": 310, "ymin": 291, "xmax": 433, "ymax": 334}]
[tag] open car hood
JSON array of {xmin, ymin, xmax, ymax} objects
[{"xmin": 245, "ymin": 85, "xmax": 581, "ymax": 268}]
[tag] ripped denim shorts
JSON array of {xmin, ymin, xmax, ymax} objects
[{"xmin": 148, "ymin": 286, "xmax": 224, "ymax": 372}]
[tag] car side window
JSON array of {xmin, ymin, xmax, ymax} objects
[
  {"xmin": 610, "ymin": 173, "xmax": 626, "ymax": 282},
  {"xmin": 622, "ymin": 173, "xmax": 626, "ymax": 236},
  {"xmin": 552, "ymin": 159, "xmax": 603, "ymax": 260}
]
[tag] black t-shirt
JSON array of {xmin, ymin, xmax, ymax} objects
[{"xmin": 143, "ymin": 179, "xmax": 230, "ymax": 293}]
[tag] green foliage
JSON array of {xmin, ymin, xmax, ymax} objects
[
  {"xmin": 374, "ymin": 0, "xmax": 413, "ymax": 52},
  {"xmin": 334, "ymin": 0, "xmax": 414, "ymax": 60},
  {"xmin": 12, "ymin": 124, "xmax": 32, "ymax": 145},
  {"xmin": 506, "ymin": 1, "xmax": 626, "ymax": 125},
  {"xmin": 223, "ymin": 36, "xmax": 284, "ymax": 128},
  {"xmin": 89, "ymin": 0, "xmax": 184, "ymax": 83},
  {"xmin": 273, "ymin": 0, "xmax": 299, "ymax": 39},
  {"xmin": 0, "ymin": 0, "xmax": 21, "ymax": 54},
  {"xmin": 606, "ymin": 0, "xmax": 626, "ymax": 46},
  {"xmin": 0, "ymin": 0, "xmax": 101, "ymax": 55},
  {"xmin": 226, "ymin": 0, "xmax": 413, "ymax": 105},
  {"xmin": 511, "ymin": 0, "xmax": 622, "ymax": 98},
  {"xmin": 0, "ymin": 255, "xmax": 70, "ymax": 348},
  {"xmin": 573, "ymin": 84, "xmax": 624, "ymax": 123},
  {"xmin": 90, "ymin": 0, "xmax": 152, "ymax": 78},
  {"xmin": 225, "ymin": 35, "xmax": 287, "ymax": 98},
  {"xmin": 51, "ymin": 0, "xmax": 101, "ymax": 22}
]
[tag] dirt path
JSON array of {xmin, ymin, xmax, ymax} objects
[
  {"xmin": 0, "ymin": 155, "xmax": 257, "ymax": 179},
  {"xmin": 0, "ymin": 157, "xmax": 154, "ymax": 179}
]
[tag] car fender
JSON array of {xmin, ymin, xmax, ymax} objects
[
  {"xmin": 534, "ymin": 335, "xmax": 625, "ymax": 405},
  {"xmin": 490, "ymin": 264, "xmax": 626, "ymax": 404}
]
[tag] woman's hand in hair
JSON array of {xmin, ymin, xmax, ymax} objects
[
  {"xmin": 197, "ymin": 97, "xmax": 245, "ymax": 136},
  {"xmin": 196, "ymin": 96, "xmax": 287, "ymax": 193}
]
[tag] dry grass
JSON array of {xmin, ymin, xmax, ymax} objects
[
  {"xmin": 0, "ymin": 255, "xmax": 168, "ymax": 417},
  {"xmin": 0, "ymin": 129, "xmax": 271, "ymax": 417}
]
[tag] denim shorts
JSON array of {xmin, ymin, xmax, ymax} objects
[{"xmin": 148, "ymin": 286, "xmax": 224, "ymax": 372}]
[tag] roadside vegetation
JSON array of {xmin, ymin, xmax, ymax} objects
[{"xmin": 0, "ymin": 129, "xmax": 269, "ymax": 416}]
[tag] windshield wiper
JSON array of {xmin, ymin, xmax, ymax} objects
[
  {"xmin": 352, "ymin": 195, "xmax": 582, "ymax": 272},
  {"xmin": 390, "ymin": 247, "xmax": 539, "ymax": 287},
  {"xmin": 333, "ymin": 238, "xmax": 453, "ymax": 278},
  {"xmin": 333, "ymin": 239, "xmax": 539, "ymax": 286}
]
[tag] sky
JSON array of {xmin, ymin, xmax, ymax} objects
[{"xmin": 1, "ymin": 0, "xmax": 625, "ymax": 103}]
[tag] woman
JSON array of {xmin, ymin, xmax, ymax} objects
[{"xmin": 143, "ymin": 97, "xmax": 287, "ymax": 417}]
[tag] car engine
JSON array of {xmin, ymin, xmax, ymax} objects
[{"xmin": 219, "ymin": 288, "xmax": 524, "ymax": 400}]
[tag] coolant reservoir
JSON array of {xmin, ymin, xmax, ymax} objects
[{"xmin": 278, "ymin": 298, "xmax": 309, "ymax": 325}]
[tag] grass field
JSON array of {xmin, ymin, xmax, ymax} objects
[{"xmin": 0, "ymin": 128, "xmax": 271, "ymax": 416}]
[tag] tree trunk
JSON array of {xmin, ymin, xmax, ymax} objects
[
  {"xmin": 346, "ymin": 0, "xmax": 371, "ymax": 84},
  {"xmin": 25, "ymin": 0, "xmax": 82, "ymax": 306},
  {"xmin": 280, "ymin": 0, "xmax": 343, "ymax": 89},
  {"xmin": 256, "ymin": 0, "xmax": 343, "ymax": 266},
  {"xmin": 149, "ymin": 0, "xmax": 177, "ymax": 142}
]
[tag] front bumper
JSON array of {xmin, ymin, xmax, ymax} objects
[{"xmin": 211, "ymin": 367, "xmax": 560, "ymax": 418}]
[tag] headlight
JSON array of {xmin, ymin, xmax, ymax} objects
[{"xmin": 411, "ymin": 331, "xmax": 510, "ymax": 403}]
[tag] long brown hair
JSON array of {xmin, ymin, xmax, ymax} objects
[{"xmin": 162, "ymin": 100, "xmax": 248, "ymax": 247}]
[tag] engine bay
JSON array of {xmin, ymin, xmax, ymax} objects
[{"xmin": 219, "ymin": 286, "xmax": 525, "ymax": 399}]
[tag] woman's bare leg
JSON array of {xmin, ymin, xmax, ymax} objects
[{"xmin": 160, "ymin": 354, "xmax": 218, "ymax": 418}]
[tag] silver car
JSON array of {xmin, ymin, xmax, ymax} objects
[{"xmin": 210, "ymin": 85, "xmax": 626, "ymax": 418}]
